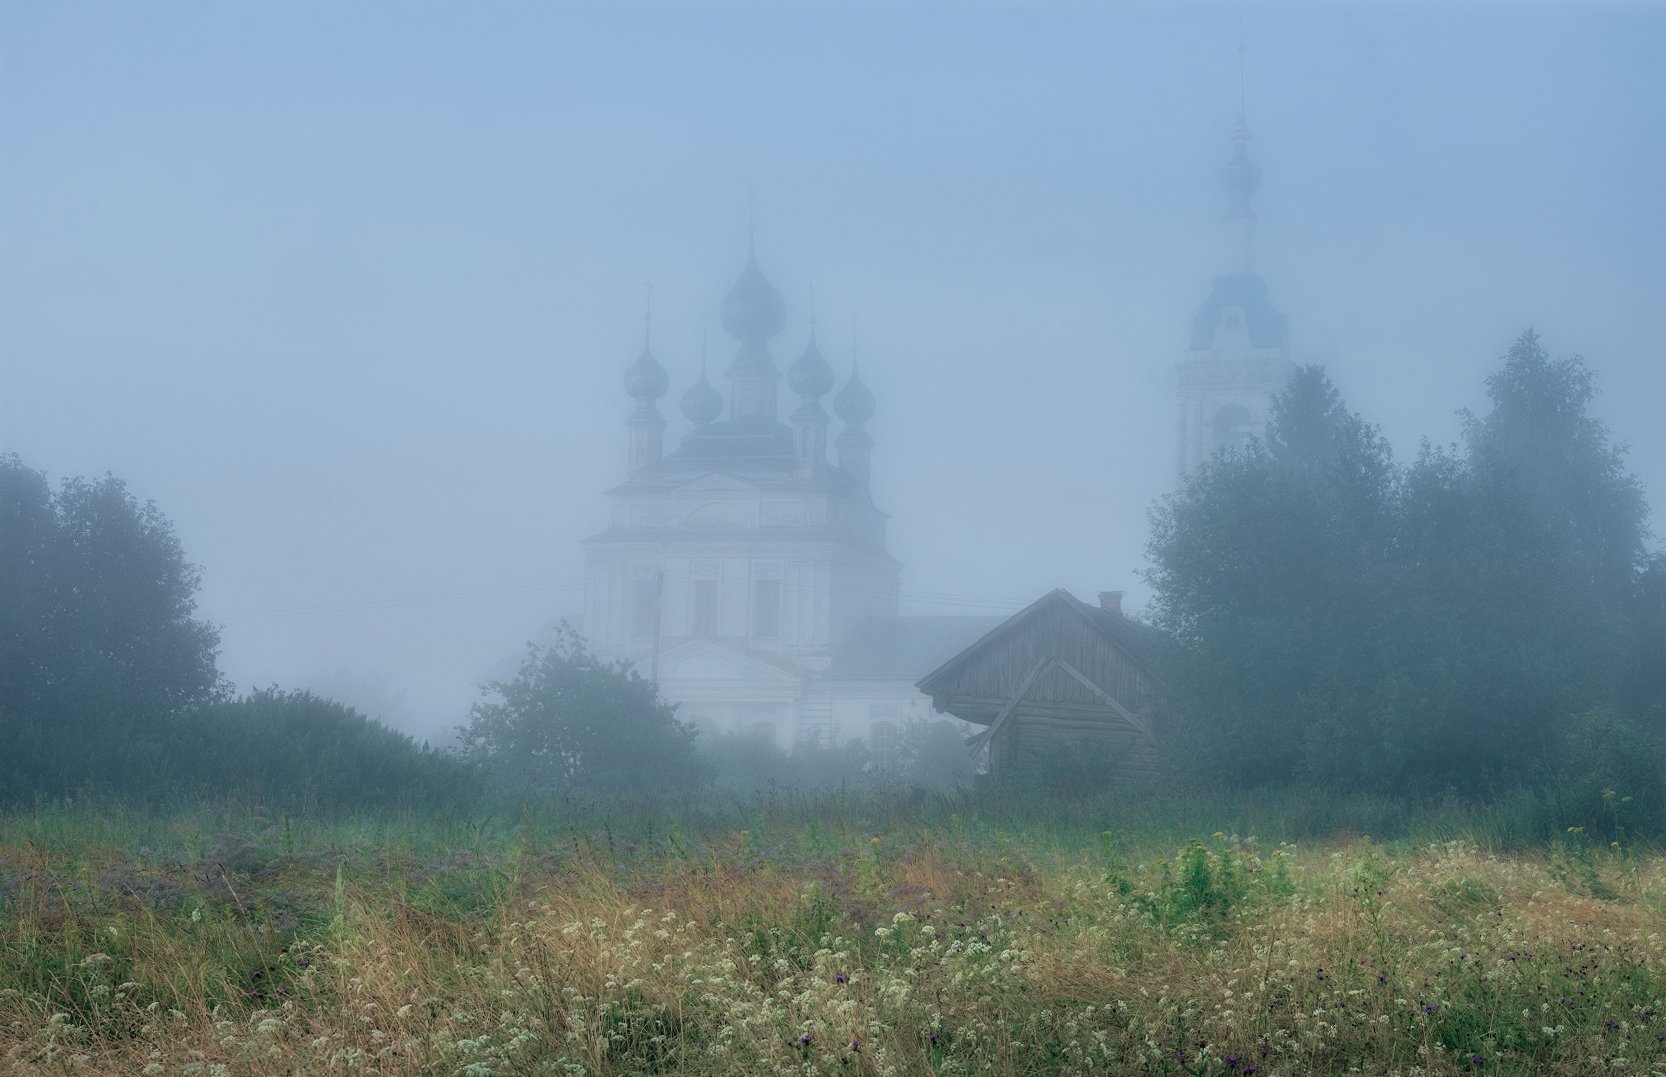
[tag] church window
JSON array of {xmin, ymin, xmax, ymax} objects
[
  {"xmin": 753, "ymin": 579, "xmax": 781, "ymax": 639},
  {"xmin": 692, "ymin": 578, "xmax": 721, "ymax": 637},
  {"xmin": 632, "ymin": 576, "xmax": 660, "ymax": 640},
  {"xmin": 870, "ymin": 720, "xmax": 900, "ymax": 772}
]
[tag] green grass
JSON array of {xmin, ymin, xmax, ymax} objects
[{"xmin": 4, "ymin": 787, "xmax": 1665, "ymax": 1074}]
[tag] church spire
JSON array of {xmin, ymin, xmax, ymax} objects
[
  {"xmin": 622, "ymin": 297, "xmax": 669, "ymax": 473},
  {"xmin": 787, "ymin": 300, "xmax": 835, "ymax": 477},
  {"xmin": 680, "ymin": 312, "xmax": 723, "ymax": 427},
  {"xmin": 835, "ymin": 322, "xmax": 876, "ymax": 488},
  {"xmin": 1219, "ymin": 44, "xmax": 1262, "ymax": 277}
]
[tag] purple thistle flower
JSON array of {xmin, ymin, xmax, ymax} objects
[
  {"xmin": 797, "ymin": 1033, "xmax": 812, "ymax": 1046},
  {"xmin": 834, "ymin": 972, "xmax": 848, "ymax": 984},
  {"xmin": 1225, "ymin": 1056, "xmax": 1240, "ymax": 1068},
  {"xmin": 928, "ymin": 1031, "xmax": 939, "ymax": 1045},
  {"xmin": 1422, "ymin": 1003, "xmax": 1437, "ymax": 1015},
  {"xmin": 850, "ymin": 1040, "xmax": 861, "ymax": 1051},
  {"xmin": 1471, "ymin": 1055, "xmax": 1484, "ymax": 1066}
]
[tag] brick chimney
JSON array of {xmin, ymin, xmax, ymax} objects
[{"xmin": 1098, "ymin": 590, "xmax": 1124, "ymax": 615}]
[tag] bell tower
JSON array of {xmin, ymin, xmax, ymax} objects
[{"xmin": 1176, "ymin": 64, "xmax": 1295, "ymax": 475}]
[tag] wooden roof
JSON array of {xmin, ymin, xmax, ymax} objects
[{"xmin": 915, "ymin": 589, "xmax": 1169, "ymax": 774}]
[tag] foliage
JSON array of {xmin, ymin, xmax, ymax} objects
[
  {"xmin": 1146, "ymin": 334, "xmax": 1665, "ymax": 799},
  {"xmin": 1146, "ymin": 365, "xmax": 1399, "ymax": 786},
  {"xmin": 701, "ymin": 719, "xmax": 977, "ymax": 792},
  {"xmin": 897, "ymin": 718, "xmax": 980, "ymax": 788},
  {"xmin": 166, "ymin": 688, "xmax": 481, "ymax": 812},
  {"xmin": 701, "ymin": 729, "xmax": 872, "ymax": 791},
  {"xmin": 7, "ymin": 798, "xmax": 1666, "ymax": 1075},
  {"xmin": 0, "ymin": 455, "xmax": 227, "ymax": 798},
  {"xmin": 458, "ymin": 624, "xmax": 709, "ymax": 795}
]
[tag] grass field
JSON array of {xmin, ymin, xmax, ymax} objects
[{"xmin": 3, "ymin": 789, "xmax": 1665, "ymax": 1075}]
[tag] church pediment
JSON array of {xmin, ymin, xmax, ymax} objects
[
  {"xmin": 657, "ymin": 639, "xmax": 804, "ymax": 686},
  {"xmin": 673, "ymin": 473, "xmax": 760, "ymax": 496}
]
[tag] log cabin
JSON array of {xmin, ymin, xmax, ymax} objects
[{"xmin": 916, "ymin": 589, "xmax": 1166, "ymax": 779}]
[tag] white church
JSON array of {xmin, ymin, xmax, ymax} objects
[
  {"xmin": 580, "ymin": 106, "xmax": 1293, "ymax": 756},
  {"xmin": 579, "ymin": 238, "xmax": 1003, "ymax": 755}
]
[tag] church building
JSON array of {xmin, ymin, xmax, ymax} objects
[
  {"xmin": 581, "ymin": 237, "xmax": 999, "ymax": 751},
  {"xmin": 1176, "ymin": 104, "xmax": 1296, "ymax": 473},
  {"xmin": 581, "ymin": 97, "xmax": 1296, "ymax": 759}
]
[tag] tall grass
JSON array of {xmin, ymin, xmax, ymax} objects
[{"xmin": 4, "ymin": 788, "xmax": 1663, "ymax": 1074}]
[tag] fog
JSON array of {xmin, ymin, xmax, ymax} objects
[{"xmin": 3, "ymin": 3, "xmax": 1661, "ymax": 739}]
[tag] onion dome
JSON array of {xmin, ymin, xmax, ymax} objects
[
  {"xmin": 719, "ymin": 240, "xmax": 787, "ymax": 342},
  {"xmin": 623, "ymin": 344, "xmax": 668, "ymax": 401},
  {"xmin": 1219, "ymin": 119, "xmax": 1261, "ymax": 202},
  {"xmin": 787, "ymin": 324, "xmax": 836, "ymax": 399},
  {"xmin": 681, "ymin": 363, "xmax": 723, "ymax": 425},
  {"xmin": 834, "ymin": 363, "xmax": 875, "ymax": 425}
]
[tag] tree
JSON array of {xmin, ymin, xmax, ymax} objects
[
  {"xmin": 170, "ymin": 688, "xmax": 480, "ymax": 811},
  {"xmin": 1144, "ymin": 366, "xmax": 1399, "ymax": 786},
  {"xmin": 1144, "ymin": 335, "xmax": 1664, "ymax": 803},
  {"xmin": 457, "ymin": 625, "xmax": 708, "ymax": 794},
  {"xmin": 1391, "ymin": 332, "xmax": 1659, "ymax": 794},
  {"xmin": 0, "ymin": 455, "xmax": 226, "ymax": 795}
]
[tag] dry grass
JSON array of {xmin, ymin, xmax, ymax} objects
[{"xmin": 3, "ymin": 806, "xmax": 1666, "ymax": 1075}]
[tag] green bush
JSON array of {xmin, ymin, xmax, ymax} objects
[
  {"xmin": 458, "ymin": 626, "xmax": 709, "ymax": 795},
  {"xmin": 167, "ymin": 688, "xmax": 481, "ymax": 812}
]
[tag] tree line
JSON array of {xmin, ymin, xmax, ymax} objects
[
  {"xmin": 1146, "ymin": 332, "xmax": 1665, "ymax": 822},
  {"xmin": 4, "ymin": 330, "xmax": 1661, "ymax": 822}
]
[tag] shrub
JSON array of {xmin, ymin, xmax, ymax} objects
[
  {"xmin": 458, "ymin": 625, "xmax": 709, "ymax": 795},
  {"xmin": 168, "ymin": 688, "xmax": 480, "ymax": 812}
]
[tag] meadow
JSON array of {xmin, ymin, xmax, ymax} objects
[{"xmin": 3, "ymin": 788, "xmax": 1665, "ymax": 1076}]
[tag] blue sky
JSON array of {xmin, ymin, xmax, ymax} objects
[{"xmin": 4, "ymin": 2, "xmax": 1662, "ymax": 733}]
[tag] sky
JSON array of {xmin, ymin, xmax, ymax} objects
[{"xmin": 3, "ymin": 2, "xmax": 1662, "ymax": 738}]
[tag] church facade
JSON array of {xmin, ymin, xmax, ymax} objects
[
  {"xmin": 581, "ymin": 238, "xmax": 998, "ymax": 751},
  {"xmin": 1176, "ymin": 107, "xmax": 1296, "ymax": 473}
]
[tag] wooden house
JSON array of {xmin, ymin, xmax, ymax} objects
[{"xmin": 916, "ymin": 589, "xmax": 1166, "ymax": 778}]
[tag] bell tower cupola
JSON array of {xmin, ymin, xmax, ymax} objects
[{"xmin": 1174, "ymin": 52, "xmax": 1296, "ymax": 476}]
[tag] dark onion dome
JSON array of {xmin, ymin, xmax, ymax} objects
[
  {"xmin": 787, "ymin": 326, "xmax": 836, "ymax": 398},
  {"xmin": 720, "ymin": 241, "xmax": 787, "ymax": 341},
  {"xmin": 1219, "ymin": 119, "xmax": 1261, "ymax": 201},
  {"xmin": 681, "ymin": 366, "xmax": 723, "ymax": 424},
  {"xmin": 623, "ymin": 346, "xmax": 669, "ymax": 400},
  {"xmin": 834, "ymin": 363, "xmax": 876, "ymax": 425}
]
